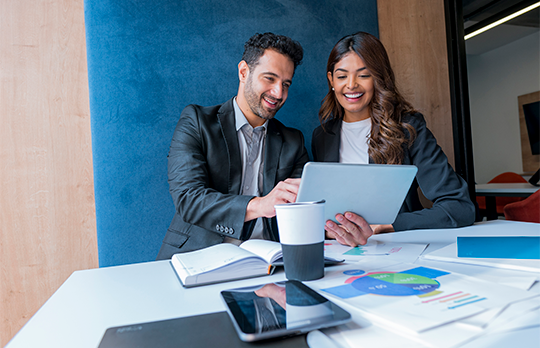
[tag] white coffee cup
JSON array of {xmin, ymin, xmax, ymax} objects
[{"xmin": 274, "ymin": 200, "xmax": 325, "ymax": 281}]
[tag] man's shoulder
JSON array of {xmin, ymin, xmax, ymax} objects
[{"xmin": 181, "ymin": 98, "xmax": 234, "ymax": 119}]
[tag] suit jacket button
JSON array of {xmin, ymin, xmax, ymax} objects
[
  {"xmin": 216, "ymin": 225, "xmax": 220, "ymax": 231},
  {"xmin": 230, "ymin": 228, "xmax": 234, "ymax": 234}
]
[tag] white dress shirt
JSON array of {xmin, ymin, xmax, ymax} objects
[{"xmin": 223, "ymin": 98, "xmax": 268, "ymax": 244}]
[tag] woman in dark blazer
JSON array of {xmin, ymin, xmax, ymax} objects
[{"xmin": 312, "ymin": 32, "xmax": 475, "ymax": 247}]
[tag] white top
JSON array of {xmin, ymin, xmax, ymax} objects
[{"xmin": 339, "ymin": 118, "xmax": 371, "ymax": 164}]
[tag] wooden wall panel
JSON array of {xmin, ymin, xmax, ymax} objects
[
  {"xmin": 377, "ymin": 0, "xmax": 455, "ymax": 167},
  {"xmin": 0, "ymin": 0, "xmax": 98, "ymax": 345}
]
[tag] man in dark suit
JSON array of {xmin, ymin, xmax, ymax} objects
[{"xmin": 156, "ymin": 33, "xmax": 309, "ymax": 259}]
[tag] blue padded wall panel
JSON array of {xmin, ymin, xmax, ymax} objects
[{"xmin": 84, "ymin": 0, "xmax": 378, "ymax": 266}]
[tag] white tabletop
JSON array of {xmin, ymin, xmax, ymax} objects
[
  {"xmin": 475, "ymin": 183, "xmax": 539, "ymax": 196},
  {"xmin": 6, "ymin": 220, "xmax": 540, "ymax": 348}
]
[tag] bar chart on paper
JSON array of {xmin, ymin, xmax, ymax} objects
[{"xmin": 323, "ymin": 240, "xmax": 427, "ymax": 263}]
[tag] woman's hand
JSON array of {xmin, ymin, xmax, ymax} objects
[
  {"xmin": 324, "ymin": 212, "xmax": 373, "ymax": 246},
  {"xmin": 324, "ymin": 212, "xmax": 394, "ymax": 247},
  {"xmin": 370, "ymin": 224, "xmax": 395, "ymax": 235}
]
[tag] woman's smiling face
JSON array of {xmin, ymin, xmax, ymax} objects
[{"xmin": 328, "ymin": 52, "xmax": 374, "ymax": 122}]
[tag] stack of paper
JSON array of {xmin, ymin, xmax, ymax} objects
[
  {"xmin": 307, "ymin": 260, "xmax": 540, "ymax": 348},
  {"xmin": 322, "ymin": 299, "xmax": 540, "ymax": 348},
  {"xmin": 420, "ymin": 242, "xmax": 540, "ymax": 274}
]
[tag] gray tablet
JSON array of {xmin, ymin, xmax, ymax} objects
[{"xmin": 296, "ymin": 162, "xmax": 418, "ymax": 224}]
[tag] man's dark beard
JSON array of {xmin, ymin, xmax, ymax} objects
[{"xmin": 244, "ymin": 75, "xmax": 282, "ymax": 120}]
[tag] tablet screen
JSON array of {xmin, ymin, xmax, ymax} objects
[
  {"xmin": 221, "ymin": 280, "xmax": 351, "ymax": 342},
  {"xmin": 296, "ymin": 162, "xmax": 418, "ymax": 224}
]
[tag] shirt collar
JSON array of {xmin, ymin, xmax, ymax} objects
[{"xmin": 233, "ymin": 97, "xmax": 268, "ymax": 132}]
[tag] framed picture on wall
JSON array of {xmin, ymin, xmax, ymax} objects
[{"xmin": 518, "ymin": 91, "xmax": 540, "ymax": 173}]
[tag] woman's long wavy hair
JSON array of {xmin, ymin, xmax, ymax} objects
[{"xmin": 319, "ymin": 32, "xmax": 417, "ymax": 164}]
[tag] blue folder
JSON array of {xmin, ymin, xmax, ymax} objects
[{"xmin": 457, "ymin": 236, "xmax": 540, "ymax": 259}]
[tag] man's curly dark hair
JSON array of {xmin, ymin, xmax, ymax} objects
[{"xmin": 242, "ymin": 32, "xmax": 303, "ymax": 71}]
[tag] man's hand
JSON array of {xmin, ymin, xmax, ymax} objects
[
  {"xmin": 324, "ymin": 212, "xmax": 390, "ymax": 246},
  {"xmin": 245, "ymin": 178, "xmax": 301, "ymax": 221}
]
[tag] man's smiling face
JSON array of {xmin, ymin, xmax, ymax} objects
[{"xmin": 239, "ymin": 49, "xmax": 294, "ymax": 126}]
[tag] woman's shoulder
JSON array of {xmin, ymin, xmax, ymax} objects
[
  {"xmin": 312, "ymin": 123, "xmax": 325, "ymax": 139},
  {"xmin": 401, "ymin": 112, "xmax": 429, "ymax": 140},
  {"xmin": 402, "ymin": 112, "xmax": 426, "ymax": 126},
  {"xmin": 313, "ymin": 118, "xmax": 341, "ymax": 138}
]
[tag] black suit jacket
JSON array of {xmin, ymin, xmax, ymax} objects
[
  {"xmin": 157, "ymin": 98, "xmax": 309, "ymax": 259},
  {"xmin": 311, "ymin": 113, "xmax": 475, "ymax": 231}
]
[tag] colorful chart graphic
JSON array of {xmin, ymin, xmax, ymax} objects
[
  {"xmin": 323, "ymin": 241, "xmax": 403, "ymax": 257},
  {"xmin": 322, "ymin": 266, "xmax": 494, "ymax": 324},
  {"xmin": 421, "ymin": 291, "xmax": 487, "ymax": 309},
  {"xmin": 343, "ymin": 247, "xmax": 368, "ymax": 256},
  {"xmin": 343, "ymin": 247, "xmax": 390, "ymax": 256},
  {"xmin": 323, "ymin": 267, "xmax": 449, "ymax": 299},
  {"xmin": 343, "ymin": 270, "xmax": 366, "ymax": 276}
]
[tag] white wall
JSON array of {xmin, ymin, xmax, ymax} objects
[{"xmin": 467, "ymin": 31, "xmax": 540, "ymax": 184}]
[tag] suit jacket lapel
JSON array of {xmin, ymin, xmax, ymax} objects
[
  {"xmin": 262, "ymin": 120, "xmax": 282, "ymax": 196},
  {"xmin": 323, "ymin": 119, "xmax": 341, "ymax": 162},
  {"xmin": 217, "ymin": 98, "xmax": 242, "ymax": 194}
]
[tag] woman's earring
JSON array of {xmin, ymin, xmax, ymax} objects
[{"xmin": 332, "ymin": 88, "xmax": 334, "ymax": 91}]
